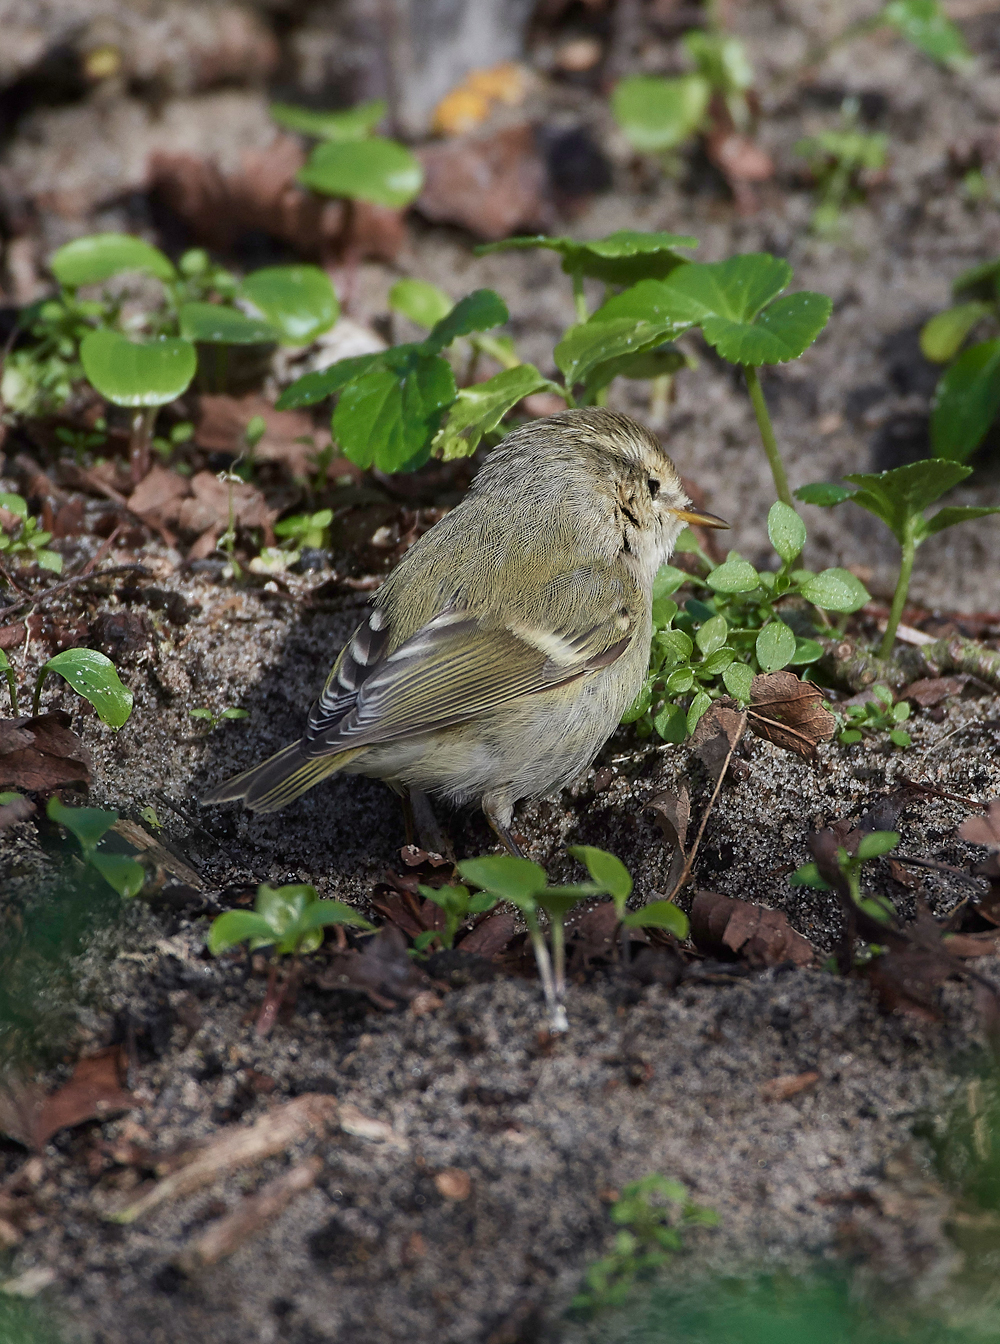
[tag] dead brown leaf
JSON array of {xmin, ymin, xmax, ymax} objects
[
  {"xmin": 943, "ymin": 931, "xmax": 1000, "ymax": 958},
  {"xmin": 314, "ymin": 926, "xmax": 432, "ymax": 1008},
  {"xmin": 0, "ymin": 712, "xmax": 91, "ymax": 792},
  {"xmin": 127, "ymin": 465, "xmax": 190, "ymax": 529},
  {"xmin": 177, "ymin": 470, "xmax": 276, "ymax": 559},
  {"xmin": 761, "ymin": 1071, "xmax": 820, "ymax": 1102},
  {"xmin": 194, "ymin": 394, "xmax": 331, "ymax": 477},
  {"xmin": 0, "ymin": 1048, "xmax": 136, "ymax": 1151},
  {"xmin": 904, "ymin": 676, "xmax": 969, "ymax": 707},
  {"xmin": 862, "ymin": 949, "xmax": 949, "ymax": 1021},
  {"xmin": 417, "ymin": 123, "xmax": 552, "ymax": 241},
  {"xmin": 748, "ymin": 671, "xmax": 836, "ymax": 761},
  {"xmin": 0, "ymin": 793, "xmax": 34, "ymax": 830},
  {"xmin": 690, "ymin": 890, "xmax": 815, "ymax": 968},
  {"xmin": 0, "ymin": 623, "xmax": 26, "ymax": 650},
  {"xmin": 458, "ymin": 910, "xmax": 517, "ymax": 959},
  {"xmin": 959, "ymin": 800, "xmax": 1000, "ymax": 851},
  {"xmin": 648, "ymin": 786, "xmax": 689, "ymax": 896},
  {"xmin": 691, "ymin": 702, "xmax": 745, "ymax": 780}
]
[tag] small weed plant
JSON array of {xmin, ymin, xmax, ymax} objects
[
  {"xmin": 207, "ymin": 882, "xmax": 374, "ymax": 960},
  {"xmin": 795, "ymin": 99, "xmax": 888, "ymax": 235},
  {"xmin": 920, "ymin": 257, "xmax": 1000, "ymax": 462},
  {"xmin": 790, "ymin": 829, "xmax": 900, "ymax": 931},
  {"xmin": 570, "ymin": 1174, "xmax": 718, "ymax": 1317},
  {"xmin": 0, "ymin": 492, "xmax": 63, "ymax": 574},
  {"xmin": 189, "ymin": 705, "xmax": 249, "ymax": 732},
  {"xmin": 46, "ymin": 796, "xmax": 145, "ymax": 898},
  {"xmin": 836, "ymin": 684, "xmax": 912, "ymax": 748}
]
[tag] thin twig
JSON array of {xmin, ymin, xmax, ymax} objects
[
  {"xmin": 665, "ymin": 711, "xmax": 747, "ymax": 901},
  {"xmin": 0, "ymin": 562, "xmax": 146, "ymax": 620}
]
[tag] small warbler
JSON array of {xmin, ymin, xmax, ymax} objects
[{"xmin": 202, "ymin": 408, "xmax": 727, "ymax": 853}]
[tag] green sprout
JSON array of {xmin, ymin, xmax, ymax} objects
[
  {"xmin": 31, "ymin": 647, "xmax": 133, "ymax": 727},
  {"xmin": 625, "ymin": 503, "xmax": 869, "ymax": 742},
  {"xmin": 920, "ymin": 257, "xmax": 1000, "ymax": 463},
  {"xmin": 0, "ymin": 492, "xmax": 63, "ymax": 574},
  {"xmin": 836, "ymin": 684, "xmax": 912, "ymax": 748},
  {"xmin": 411, "ymin": 883, "xmax": 500, "ymax": 954},
  {"xmin": 789, "ymin": 829, "xmax": 900, "ymax": 929},
  {"xmin": 795, "ymin": 99, "xmax": 888, "ymax": 235},
  {"xmin": 796, "ymin": 460, "xmax": 1000, "ymax": 658},
  {"xmin": 47, "ymin": 796, "xmax": 145, "ymax": 899},
  {"xmin": 570, "ymin": 1175, "xmax": 718, "ymax": 1317},
  {"xmin": 189, "ymin": 705, "xmax": 249, "ymax": 732},
  {"xmin": 456, "ymin": 847, "xmax": 687, "ymax": 1032},
  {"xmin": 207, "ymin": 882, "xmax": 374, "ymax": 959}
]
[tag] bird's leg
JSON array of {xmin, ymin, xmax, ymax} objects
[
  {"xmin": 408, "ymin": 787, "xmax": 453, "ymax": 860},
  {"xmin": 398, "ymin": 788, "xmax": 416, "ymax": 848},
  {"xmin": 484, "ymin": 803, "xmax": 525, "ymax": 858}
]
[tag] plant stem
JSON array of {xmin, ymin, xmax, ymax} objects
[
  {"xmin": 572, "ymin": 271, "xmax": 588, "ymax": 324},
  {"xmin": 743, "ymin": 366, "xmax": 792, "ymax": 507},
  {"xmin": 550, "ymin": 916, "xmax": 566, "ymax": 1000},
  {"xmin": 129, "ymin": 406, "xmax": 157, "ymax": 486},
  {"xmin": 527, "ymin": 918, "xmax": 567, "ymax": 1033},
  {"xmin": 880, "ymin": 529, "xmax": 916, "ymax": 660}
]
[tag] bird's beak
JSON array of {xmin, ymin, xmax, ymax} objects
[{"xmin": 671, "ymin": 507, "xmax": 730, "ymax": 530}]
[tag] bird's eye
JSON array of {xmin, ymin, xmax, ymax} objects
[{"xmin": 648, "ymin": 478, "xmax": 660, "ymax": 498}]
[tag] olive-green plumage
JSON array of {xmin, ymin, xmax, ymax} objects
[{"xmin": 201, "ymin": 407, "xmax": 726, "ymax": 851}]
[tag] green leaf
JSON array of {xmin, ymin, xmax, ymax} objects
[
  {"xmin": 47, "ymin": 796, "xmax": 117, "ymax": 853},
  {"xmin": 239, "ymin": 266, "xmax": 339, "ymax": 344},
  {"xmin": 889, "ymin": 729, "xmax": 912, "ymax": 747},
  {"xmin": 789, "ymin": 637, "xmax": 824, "ymax": 666},
  {"xmin": 844, "ymin": 459, "xmax": 972, "ymax": 544},
  {"xmin": 333, "ymin": 354, "xmax": 455, "ymax": 473},
  {"xmin": 788, "ymin": 862, "xmax": 830, "ymax": 890},
  {"xmin": 555, "ymin": 318, "xmax": 680, "ymax": 388},
  {"xmin": 457, "ymin": 855, "xmax": 548, "ymax": 902},
  {"xmin": 276, "ymin": 352, "xmax": 384, "ymax": 409},
  {"xmin": 178, "ymin": 302, "xmax": 280, "ymax": 345},
  {"xmin": 799, "ymin": 567, "xmax": 870, "ymax": 613},
  {"xmin": 705, "ymin": 292, "xmax": 833, "ymax": 366},
  {"xmin": 35, "ymin": 549, "xmax": 63, "ymax": 574},
  {"xmin": 37, "ymin": 648, "xmax": 133, "ymax": 727},
  {"xmin": 953, "ymin": 258, "xmax": 1000, "ymax": 301},
  {"xmin": 584, "ymin": 345, "xmax": 686, "ymax": 395},
  {"xmin": 922, "ymin": 504, "xmax": 1000, "ymax": 537},
  {"xmin": 90, "ymin": 852, "xmax": 145, "ymax": 898},
  {"xmin": 930, "ymin": 339, "xmax": 1000, "ymax": 461},
  {"xmin": 0, "ymin": 492, "xmax": 28, "ymax": 517},
  {"xmin": 722, "ymin": 661, "xmax": 753, "ymax": 702},
  {"xmin": 49, "ymin": 232, "xmax": 176, "ymax": 287},
  {"xmin": 207, "ymin": 910, "xmax": 276, "ymax": 955},
  {"xmin": 270, "ymin": 98, "xmax": 386, "ymax": 141},
  {"xmin": 686, "ymin": 690, "xmax": 712, "ymax": 733},
  {"xmin": 298, "ymin": 137, "xmax": 423, "ymax": 207},
  {"xmin": 920, "ymin": 302, "xmax": 991, "ymax": 363},
  {"xmin": 653, "ymin": 564, "xmax": 688, "ymax": 599},
  {"xmin": 475, "ymin": 230, "xmax": 698, "ymax": 286},
  {"xmin": 684, "ymin": 29, "xmax": 754, "ymax": 94},
  {"xmin": 856, "ymin": 830, "xmax": 900, "ymax": 860},
  {"xmin": 622, "ymin": 900, "xmax": 689, "ymax": 938},
  {"xmin": 0, "ymin": 649, "xmax": 18, "ymax": 715},
  {"xmin": 666, "ymin": 667, "xmax": 694, "ymax": 694},
  {"xmin": 389, "ymin": 278, "xmax": 452, "ymax": 329},
  {"xmin": 297, "ymin": 899, "xmax": 376, "ymax": 933},
  {"xmin": 567, "ymin": 846, "xmax": 633, "ymax": 902},
  {"xmin": 433, "ymin": 364, "xmax": 553, "ymax": 461},
  {"xmin": 80, "ymin": 329, "xmax": 197, "ymax": 407},
  {"xmin": 755, "ymin": 620, "xmax": 797, "ymax": 672},
  {"xmin": 695, "ymin": 614, "xmax": 729, "ymax": 655},
  {"xmin": 611, "ymin": 73, "xmax": 710, "ymax": 152},
  {"xmin": 767, "ymin": 501, "xmax": 806, "ymax": 564},
  {"xmin": 698, "ymin": 648, "xmax": 735, "ymax": 676},
  {"xmin": 654, "ymin": 701, "xmax": 688, "ymax": 742},
  {"xmin": 794, "ymin": 481, "xmax": 854, "ymax": 507},
  {"xmin": 706, "ymin": 556, "xmax": 760, "ymax": 593},
  {"xmin": 882, "ymin": 0, "xmax": 971, "ymax": 67},
  {"xmin": 591, "ymin": 278, "xmax": 694, "ymax": 328},
  {"xmin": 622, "ymin": 681, "xmax": 653, "ymax": 724},
  {"xmin": 424, "ymin": 290, "xmax": 508, "ymax": 353}
]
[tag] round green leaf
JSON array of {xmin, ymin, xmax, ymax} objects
[
  {"xmin": 178, "ymin": 302, "xmax": 280, "ymax": 345},
  {"xmin": 767, "ymin": 501, "xmax": 806, "ymax": 564},
  {"xmin": 91, "ymin": 852, "xmax": 145, "ymax": 899},
  {"xmin": 654, "ymin": 702, "xmax": 688, "ymax": 742},
  {"xmin": 566, "ymin": 846, "xmax": 633, "ymax": 902},
  {"xmin": 706, "ymin": 557, "xmax": 760, "ymax": 593},
  {"xmin": 41, "ymin": 648, "xmax": 133, "ymax": 727},
  {"xmin": 788, "ymin": 862, "xmax": 830, "ymax": 890},
  {"xmin": 207, "ymin": 910, "xmax": 276, "ymax": 955},
  {"xmin": 239, "ymin": 266, "xmax": 339, "ymax": 344},
  {"xmin": 270, "ymin": 99, "xmax": 386, "ymax": 141},
  {"xmin": 457, "ymin": 855, "xmax": 548, "ymax": 901},
  {"xmin": 698, "ymin": 648, "xmax": 735, "ymax": 676},
  {"xmin": 50, "ymin": 232, "xmax": 176, "ymax": 287},
  {"xmin": 920, "ymin": 302, "xmax": 991, "ymax": 364},
  {"xmin": 856, "ymin": 830, "xmax": 900, "ymax": 860},
  {"xmin": 653, "ymin": 565, "xmax": 688, "ymax": 599},
  {"xmin": 695, "ymin": 614, "xmax": 729, "ymax": 656},
  {"xmin": 755, "ymin": 620, "xmax": 796, "ymax": 673},
  {"xmin": 622, "ymin": 900, "xmax": 689, "ymax": 937},
  {"xmin": 80, "ymin": 329, "xmax": 197, "ymax": 407},
  {"xmin": 298, "ymin": 138, "xmax": 423, "ymax": 207},
  {"xmin": 788, "ymin": 637, "xmax": 824, "ymax": 666},
  {"xmin": 389, "ymin": 278, "xmax": 452, "ymax": 329},
  {"xmin": 722, "ymin": 661, "xmax": 753, "ymax": 702},
  {"xmin": 800, "ymin": 568, "xmax": 870, "ymax": 614},
  {"xmin": 611, "ymin": 74, "xmax": 709, "ymax": 152},
  {"xmin": 666, "ymin": 667, "xmax": 695, "ymax": 694}
]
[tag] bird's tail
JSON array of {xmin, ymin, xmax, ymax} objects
[{"xmin": 200, "ymin": 740, "xmax": 365, "ymax": 813}]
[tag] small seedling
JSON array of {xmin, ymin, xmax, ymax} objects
[
  {"xmin": 796, "ymin": 460, "xmax": 1000, "ymax": 658},
  {"xmin": 31, "ymin": 647, "xmax": 133, "ymax": 727},
  {"xmin": 152, "ymin": 419, "xmax": 193, "ymax": 462},
  {"xmin": 55, "ymin": 418, "xmax": 107, "ymax": 462},
  {"xmin": 790, "ymin": 829, "xmax": 900, "ymax": 928},
  {"xmin": 0, "ymin": 650, "xmax": 19, "ymax": 714},
  {"xmin": 412, "ymin": 883, "xmax": 499, "ymax": 954},
  {"xmin": 47, "ymin": 795, "xmax": 145, "ymax": 898},
  {"xmin": 189, "ymin": 705, "xmax": 249, "ymax": 732},
  {"xmin": 139, "ymin": 805, "xmax": 163, "ymax": 830},
  {"xmin": 570, "ymin": 1175, "xmax": 718, "ymax": 1317},
  {"xmin": 0, "ymin": 492, "xmax": 63, "ymax": 573},
  {"xmin": 456, "ymin": 846, "xmax": 687, "ymax": 1031},
  {"xmin": 207, "ymin": 882, "xmax": 375, "ymax": 1035},
  {"xmin": 836, "ymin": 684, "xmax": 911, "ymax": 748},
  {"xmin": 625, "ymin": 503, "xmax": 869, "ymax": 743},
  {"xmin": 795, "ymin": 99, "xmax": 888, "ymax": 235},
  {"xmin": 920, "ymin": 257, "xmax": 1000, "ymax": 463}
]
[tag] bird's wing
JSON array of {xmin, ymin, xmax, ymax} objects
[{"xmin": 302, "ymin": 599, "xmax": 634, "ymax": 758}]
